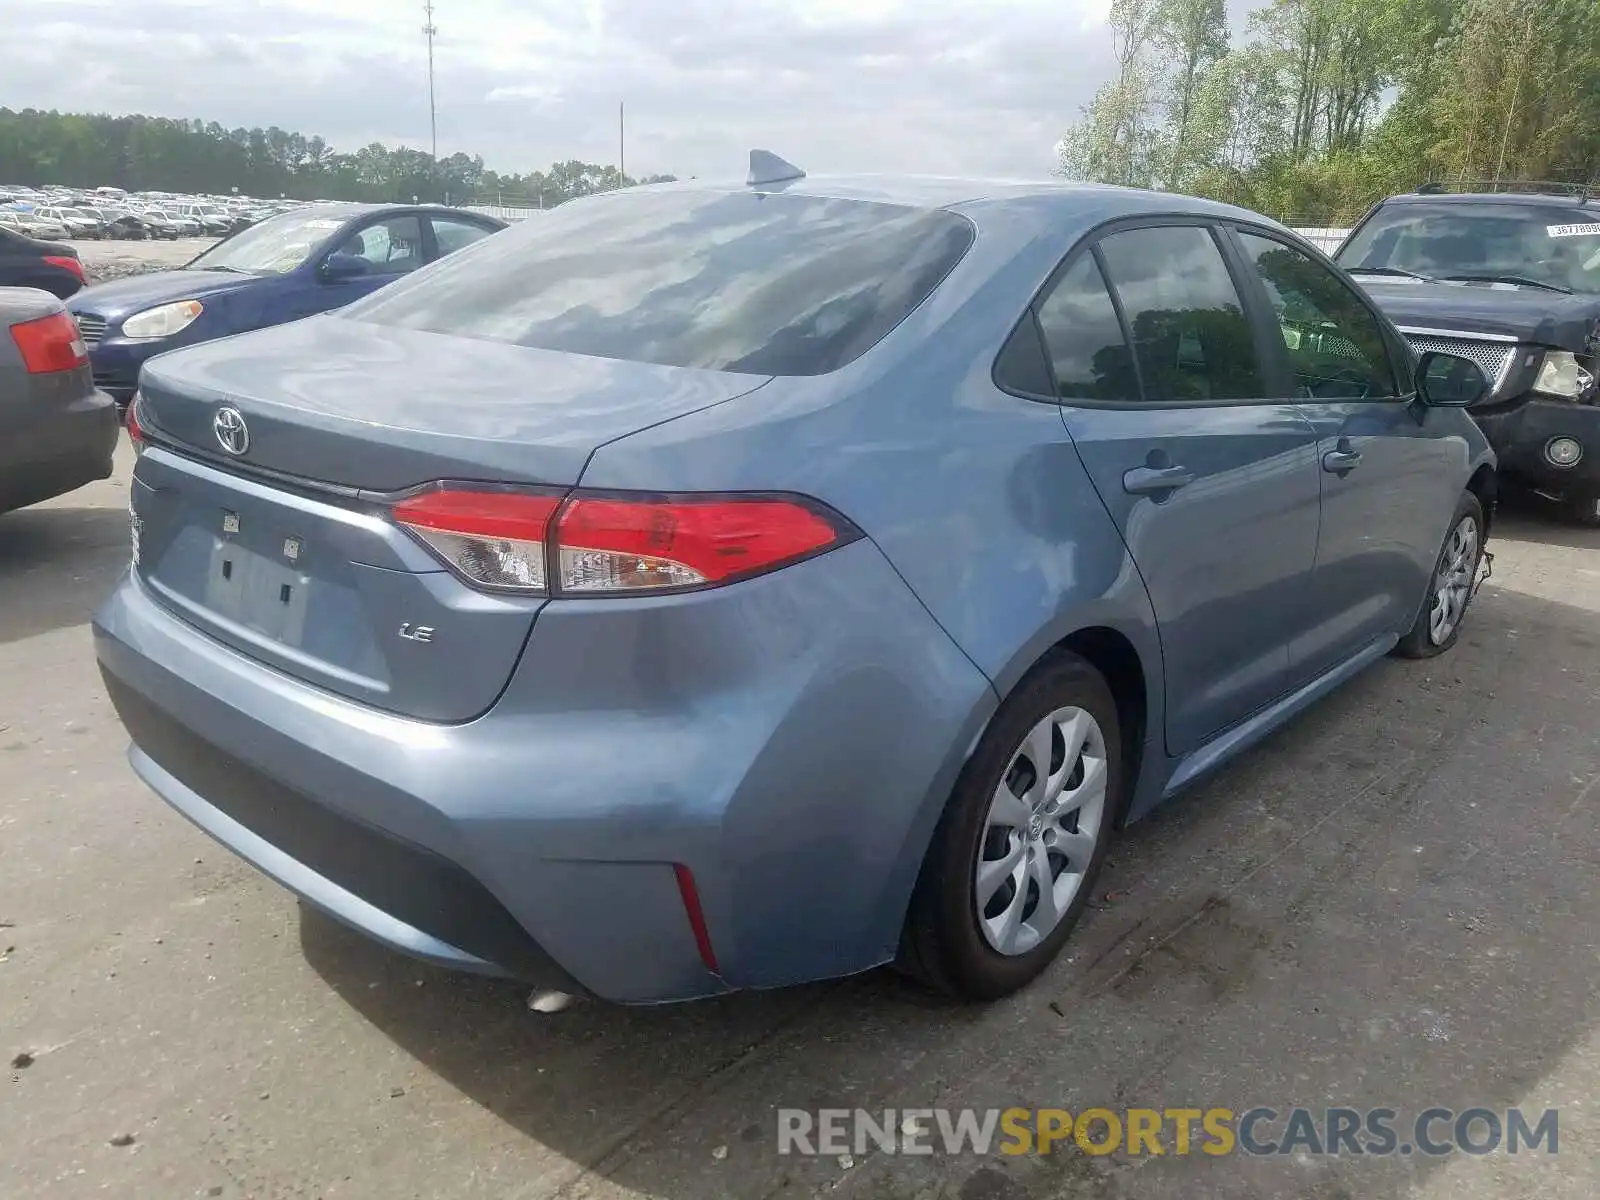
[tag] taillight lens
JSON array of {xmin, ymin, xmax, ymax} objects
[
  {"xmin": 125, "ymin": 394, "xmax": 147, "ymax": 453},
  {"xmin": 392, "ymin": 487, "xmax": 856, "ymax": 596},
  {"xmin": 556, "ymin": 494, "xmax": 845, "ymax": 593},
  {"xmin": 43, "ymin": 255, "xmax": 86, "ymax": 283},
  {"xmin": 393, "ymin": 489, "xmax": 562, "ymax": 592},
  {"xmin": 9, "ymin": 311, "xmax": 88, "ymax": 374}
]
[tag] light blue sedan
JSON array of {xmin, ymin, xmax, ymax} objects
[{"xmin": 94, "ymin": 154, "xmax": 1496, "ymax": 1005}]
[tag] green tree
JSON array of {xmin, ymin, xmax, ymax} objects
[{"xmin": 1153, "ymin": 0, "xmax": 1230, "ymax": 188}]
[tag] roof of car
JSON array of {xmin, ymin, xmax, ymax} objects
[
  {"xmin": 631, "ymin": 173, "xmax": 1289, "ymax": 234},
  {"xmin": 1381, "ymin": 191, "xmax": 1594, "ymax": 209},
  {"xmin": 266, "ymin": 202, "xmax": 504, "ymax": 222}
]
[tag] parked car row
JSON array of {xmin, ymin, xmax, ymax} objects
[{"xmin": 1, "ymin": 183, "xmax": 296, "ymax": 242}]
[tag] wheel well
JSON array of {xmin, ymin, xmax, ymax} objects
[
  {"xmin": 1056, "ymin": 626, "xmax": 1147, "ymax": 828},
  {"xmin": 1467, "ymin": 465, "xmax": 1497, "ymax": 535}
]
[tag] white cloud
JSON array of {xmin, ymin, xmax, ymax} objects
[{"xmin": 3, "ymin": 0, "xmax": 1170, "ymax": 181}]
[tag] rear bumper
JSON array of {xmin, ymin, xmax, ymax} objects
[
  {"xmin": 93, "ymin": 539, "xmax": 995, "ymax": 1003},
  {"xmin": 0, "ymin": 390, "xmax": 119, "ymax": 512},
  {"xmin": 1476, "ymin": 397, "xmax": 1600, "ymax": 495}
]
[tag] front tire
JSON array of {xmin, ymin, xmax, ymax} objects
[
  {"xmin": 1395, "ymin": 491, "xmax": 1485, "ymax": 659},
  {"xmin": 899, "ymin": 651, "xmax": 1124, "ymax": 1000}
]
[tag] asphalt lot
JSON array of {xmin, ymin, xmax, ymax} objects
[{"xmin": 3, "ymin": 439, "xmax": 1598, "ymax": 1200}]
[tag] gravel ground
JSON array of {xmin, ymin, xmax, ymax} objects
[
  {"xmin": 70, "ymin": 237, "xmax": 220, "ymax": 284},
  {"xmin": 2, "ymin": 445, "xmax": 1598, "ymax": 1200}
]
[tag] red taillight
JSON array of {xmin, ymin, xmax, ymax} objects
[
  {"xmin": 124, "ymin": 397, "xmax": 146, "ymax": 450},
  {"xmin": 8, "ymin": 311, "xmax": 88, "ymax": 375},
  {"xmin": 555, "ymin": 494, "xmax": 845, "ymax": 592},
  {"xmin": 393, "ymin": 488, "xmax": 562, "ymax": 592},
  {"xmin": 43, "ymin": 255, "xmax": 86, "ymax": 283},
  {"xmin": 392, "ymin": 486, "xmax": 854, "ymax": 596}
]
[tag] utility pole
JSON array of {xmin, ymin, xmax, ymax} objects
[
  {"xmin": 618, "ymin": 101, "xmax": 626, "ymax": 188},
  {"xmin": 422, "ymin": 2, "xmax": 438, "ymax": 165}
]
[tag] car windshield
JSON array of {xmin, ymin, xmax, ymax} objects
[
  {"xmin": 344, "ymin": 189, "xmax": 975, "ymax": 376},
  {"xmin": 187, "ymin": 209, "xmax": 352, "ymax": 275},
  {"xmin": 1337, "ymin": 201, "xmax": 1600, "ymax": 294}
]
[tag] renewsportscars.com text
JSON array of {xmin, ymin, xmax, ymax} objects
[{"xmin": 777, "ymin": 1106, "xmax": 1559, "ymax": 1158}]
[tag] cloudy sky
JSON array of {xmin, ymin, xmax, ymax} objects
[{"xmin": 7, "ymin": 0, "xmax": 1259, "ymax": 181}]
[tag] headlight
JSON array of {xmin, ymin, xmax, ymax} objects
[
  {"xmin": 121, "ymin": 299, "xmax": 204, "ymax": 339},
  {"xmin": 1532, "ymin": 350, "xmax": 1596, "ymax": 399}
]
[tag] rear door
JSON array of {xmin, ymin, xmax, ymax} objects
[
  {"xmin": 1226, "ymin": 225, "xmax": 1456, "ymax": 679},
  {"xmin": 1041, "ymin": 221, "xmax": 1323, "ymax": 756}
]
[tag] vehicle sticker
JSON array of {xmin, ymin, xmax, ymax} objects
[{"xmin": 1547, "ymin": 223, "xmax": 1600, "ymax": 238}]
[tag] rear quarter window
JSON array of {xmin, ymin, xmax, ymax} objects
[{"xmin": 343, "ymin": 190, "xmax": 975, "ymax": 376}]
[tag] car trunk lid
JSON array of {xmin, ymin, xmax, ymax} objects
[{"xmin": 130, "ymin": 315, "xmax": 770, "ymax": 720}]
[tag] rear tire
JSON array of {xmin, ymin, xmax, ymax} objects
[
  {"xmin": 1395, "ymin": 491, "xmax": 1485, "ymax": 659},
  {"xmin": 898, "ymin": 651, "xmax": 1124, "ymax": 1000}
]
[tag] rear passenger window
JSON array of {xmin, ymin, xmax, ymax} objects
[
  {"xmin": 1097, "ymin": 226, "xmax": 1265, "ymax": 403},
  {"xmin": 1033, "ymin": 255, "xmax": 1138, "ymax": 402}
]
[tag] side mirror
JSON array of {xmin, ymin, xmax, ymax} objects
[
  {"xmin": 318, "ymin": 253, "xmax": 369, "ymax": 282},
  {"xmin": 1416, "ymin": 351, "xmax": 1488, "ymax": 407}
]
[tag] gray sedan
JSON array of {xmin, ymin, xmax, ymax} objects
[{"xmin": 0, "ymin": 287, "xmax": 119, "ymax": 515}]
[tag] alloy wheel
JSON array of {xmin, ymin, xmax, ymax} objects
[{"xmin": 1428, "ymin": 515, "xmax": 1479, "ymax": 645}]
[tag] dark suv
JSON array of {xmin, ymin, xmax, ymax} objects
[{"xmin": 1335, "ymin": 185, "xmax": 1600, "ymax": 523}]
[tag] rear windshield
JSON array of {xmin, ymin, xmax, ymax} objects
[{"xmin": 343, "ymin": 189, "xmax": 975, "ymax": 376}]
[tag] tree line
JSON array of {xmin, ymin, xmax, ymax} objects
[
  {"xmin": 0, "ymin": 109, "xmax": 675, "ymax": 206},
  {"xmin": 1059, "ymin": 0, "xmax": 1600, "ymax": 223}
]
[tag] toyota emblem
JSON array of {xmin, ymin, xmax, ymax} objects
[{"xmin": 213, "ymin": 405, "xmax": 250, "ymax": 456}]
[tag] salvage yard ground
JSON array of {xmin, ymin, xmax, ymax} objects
[{"xmin": 3, "ymin": 440, "xmax": 1599, "ymax": 1199}]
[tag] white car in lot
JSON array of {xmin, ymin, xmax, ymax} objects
[{"xmin": 34, "ymin": 206, "xmax": 102, "ymax": 239}]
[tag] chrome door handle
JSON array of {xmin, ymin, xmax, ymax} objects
[
  {"xmin": 1322, "ymin": 448, "xmax": 1362, "ymax": 472},
  {"xmin": 1122, "ymin": 465, "xmax": 1194, "ymax": 495}
]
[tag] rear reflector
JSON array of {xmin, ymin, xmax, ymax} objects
[
  {"xmin": 9, "ymin": 311, "xmax": 88, "ymax": 374},
  {"xmin": 391, "ymin": 486, "xmax": 856, "ymax": 596},
  {"xmin": 43, "ymin": 255, "xmax": 86, "ymax": 283},
  {"xmin": 673, "ymin": 864, "xmax": 720, "ymax": 974}
]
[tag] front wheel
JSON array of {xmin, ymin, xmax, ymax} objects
[
  {"xmin": 899, "ymin": 651, "xmax": 1123, "ymax": 1000},
  {"xmin": 1395, "ymin": 492, "xmax": 1486, "ymax": 659}
]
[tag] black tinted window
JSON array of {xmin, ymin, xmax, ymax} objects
[
  {"xmin": 1239, "ymin": 232, "xmax": 1397, "ymax": 400},
  {"xmin": 345, "ymin": 191, "xmax": 974, "ymax": 376},
  {"xmin": 994, "ymin": 316, "xmax": 1053, "ymax": 397},
  {"xmin": 1033, "ymin": 255, "xmax": 1137, "ymax": 401},
  {"xmin": 1098, "ymin": 226, "xmax": 1265, "ymax": 403}
]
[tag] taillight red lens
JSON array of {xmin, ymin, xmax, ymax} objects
[
  {"xmin": 9, "ymin": 311, "xmax": 88, "ymax": 374},
  {"xmin": 393, "ymin": 488, "xmax": 562, "ymax": 592},
  {"xmin": 124, "ymin": 397, "xmax": 147, "ymax": 451},
  {"xmin": 43, "ymin": 255, "xmax": 86, "ymax": 283},
  {"xmin": 555, "ymin": 494, "xmax": 845, "ymax": 592},
  {"xmin": 391, "ymin": 487, "xmax": 854, "ymax": 595}
]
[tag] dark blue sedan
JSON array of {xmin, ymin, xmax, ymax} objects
[{"xmin": 67, "ymin": 203, "xmax": 506, "ymax": 407}]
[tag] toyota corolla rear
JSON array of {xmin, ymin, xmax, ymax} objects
[{"xmin": 93, "ymin": 183, "xmax": 997, "ymax": 1003}]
